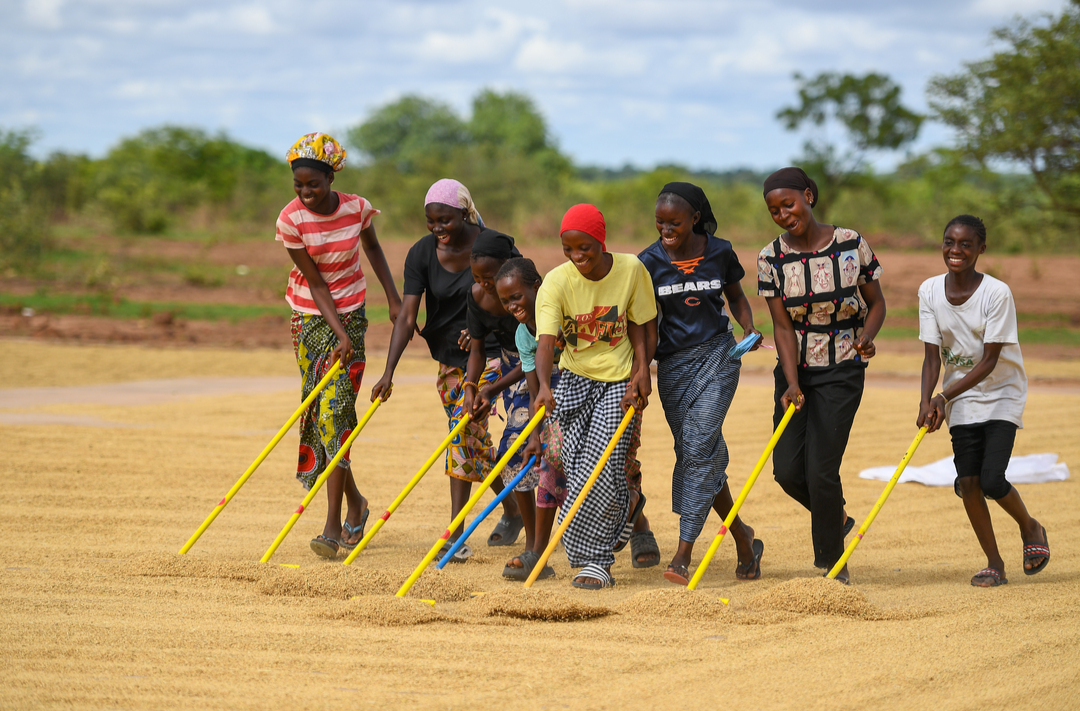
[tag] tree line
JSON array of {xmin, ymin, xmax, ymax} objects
[{"xmin": 2, "ymin": 1, "xmax": 1077, "ymax": 272}]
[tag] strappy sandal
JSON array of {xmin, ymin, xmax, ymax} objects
[
  {"xmin": 1023, "ymin": 526, "xmax": 1050, "ymax": 576},
  {"xmin": 630, "ymin": 530, "xmax": 660, "ymax": 569},
  {"xmin": 572, "ymin": 563, "xmax": 615, "ymax": 590},
  {"xmin": 735, "ymin": 539, "xmax": 764, "ymax": 580},
  {"xmin": 339, "ymin": 508, "xmax": 370, "ymax": 552},
  {"xmin": 503, "ymin": 549, "xmax": 555, "ymax": 581},
  {"xmin": 487, "ymin": 514, "xmax": 524, "ymax": 547},
  {"xmin": 971, "ymin": 567, "xmax": 1007, "ymax": 587},
  {"xmin": 663, "ymin": 564, "xmax": 690, "ymax": 586},
  {"xmin": 614, "ymin": 493, "xmax": 646, "ymax": 553},
  {"xmin": 309, "ymin": 535, "xmax": 339, "ymax": 559}
]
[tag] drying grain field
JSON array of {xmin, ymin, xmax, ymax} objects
[{"xmin": 1, "ymin": 341, "xmax": 1078, "ymax": 710}]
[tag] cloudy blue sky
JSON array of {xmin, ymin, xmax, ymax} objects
[{"xmin": 1, "ymin": 0, "xmax": 1067, "ymax": 170}]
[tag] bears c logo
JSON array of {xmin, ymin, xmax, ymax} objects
[{"xmin": 684, "ymin": 296, "xmax": 700, "ymax": 306}]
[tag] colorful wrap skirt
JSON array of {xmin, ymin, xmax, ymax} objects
[
  {"xmin": 437, "ymin": 358, "xmax": 500, "ymax": 483},
  {"xmin": 291, "ymin": 308, "xmax": 368, "ymax": 491},
  {"xmin": 495, "ymin": 349, "xmax": 538, "ymax": 492}
]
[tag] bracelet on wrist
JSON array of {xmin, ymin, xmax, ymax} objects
[
  {"xmin": 937, "ymin": 391, "xmax": 950, "ymax": 403},
  {"xmin": 462, "ymin": 381, "xmax": 479, "ymax": 393}
]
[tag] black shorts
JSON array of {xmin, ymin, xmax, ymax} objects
[{"xmin": 949, "ymin": 420, "xmax": 1017, "ymax": 500}]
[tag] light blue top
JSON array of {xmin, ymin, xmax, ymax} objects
[{"xmin": 515, "ymin": 321, "xmax": 563, "ymax": 373}]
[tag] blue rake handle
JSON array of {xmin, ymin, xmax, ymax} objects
[{"xmin": 436, "ymin": 453, "xmax": 540, "ymax": 569}]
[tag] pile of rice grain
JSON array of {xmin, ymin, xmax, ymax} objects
[
  {"xmin": 616, "ymin": 588, "xmax": 732, "ymax": 621},
  {"xmin": 257, "ymin": 565, "xmax": 395, "ymax": 599},
  {"xmin": 131, "ymin": 554, "xmax": 266, "ymax": 582},
  {"xmin": 257, "ymin": 565, "xmax": 473, "ymax": 602},
  {"xmin": 473, "ymin": 589, "xmax": 614, "ymax": 621},
  {"xmin": 405, "ymin": 568, "xmax": 473, "ymax": 602},
  {"xmin": 745, "ymin": 578, "xmax": 907, "ymax": 620},
  {"xmin": 320, "ymin": 596, "xmax": 451, "ymax": 627}
]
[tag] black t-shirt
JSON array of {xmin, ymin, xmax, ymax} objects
[
  {"xmin": 638, "ymin": 235, "xmax": 746, "ymax": 360},
  {"xmin": 402, "ymin": 231, "xmax": 513, "ymax": 368},
  {"xmin": 467, "ymin": 289, "xmax": 520, "ymax": 353}
]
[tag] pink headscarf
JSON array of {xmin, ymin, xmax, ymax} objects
[{"xmin": 424, "ymin": 179, "xmax": 482, "ymax": 225}]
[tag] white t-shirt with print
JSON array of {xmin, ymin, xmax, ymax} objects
[{"xmin": 918, "ymin": 274, "xmax": 1026, "ymax": 428}]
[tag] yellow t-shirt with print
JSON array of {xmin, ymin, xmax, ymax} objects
[{"xmin": 536, "ymin": 253, "xmax": 657, "ymax": 382}]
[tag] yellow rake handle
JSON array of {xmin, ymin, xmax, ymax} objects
[
  {"xmin": 341, "ymin": 413, "xmax": 474, "ymax": 566},
  {"xmin": 395, "ymin": 407, "xmax": 546, "ymax": 597},
  {"xmin": 524, "ymin": 406, "xmax": 636, "ymax": 588},
  {"xmin": 259, "ymin": 397, "xmax": 383, "ymax": 563},
  {"xmin": 827, "ymin": 427, "xmax": 928, "ymax": 579},
  {"xmin": 687, "ymin": 403, "xmax": 796, "ymax": 591},
  {"xmin": 178, "ymin": 360, "xmax": 344, "ymax": 555}
]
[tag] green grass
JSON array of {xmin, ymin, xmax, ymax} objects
[{"xmin": 0, "ymin": 292, "xmax": 390, "ymax": 324}]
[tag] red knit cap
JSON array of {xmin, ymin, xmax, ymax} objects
[{"xmin": 560, "ymin": 203, "xmax": 607, "ymax": 251}]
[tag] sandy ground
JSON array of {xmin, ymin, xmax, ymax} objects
[{"xmin": 1, "ymin": 342, "xmax": 1078, "ymax": 710}]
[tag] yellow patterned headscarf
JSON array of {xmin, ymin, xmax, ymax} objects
[{"xmin": 286, "ymin": 133, "xmax": 346, "ymax": 173}]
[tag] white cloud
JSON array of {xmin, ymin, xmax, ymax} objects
[
  {"xmin": 514, "ymin": 35, "xmax": 647, "ymax": 75},
  {"xmin": 159, "ymin": 4, "xmax": 278, "ymax": 35},
  {"xmin": 4, "ymin": 0, "xmax": 1074, "ymax": 167},
  {"xmin": 967, "ymin": 0, "xmax": 1064, "ymax": 16},
  {"xmin": 24, "ymin": 0, "xmax": 64, "ymax": 29}
]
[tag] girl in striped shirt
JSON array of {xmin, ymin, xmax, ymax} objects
[{"xmin": 276, "ymin": 133, "xmax": 402, "ymax": 559}]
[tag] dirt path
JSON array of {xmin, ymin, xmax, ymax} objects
[{"xmin": 1, "ymin": 343, "xmax": 1078, "ymax": 710}]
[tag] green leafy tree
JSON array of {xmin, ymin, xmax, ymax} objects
[
  {"xmin": 347, "ymin": 95, "xmax": 468, "ymax": 171},
  {"xmin": 0, "ymin": 129, "xmax": 52, "ymax": 268},
  {"xmin": 928, "ymin": 0, "xmax": 1080, "ymax": 220},
  {"xmin": 93, "ymin": 126, "xmax": 287, "ymax": 233},
  {"xmin": 777, "ymin": 72, "xmax": 924, "ymax": 217}
]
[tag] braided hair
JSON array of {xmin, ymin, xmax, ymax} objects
[
  {"xmin": 944, "ymin": 214, "xmax": 987, "ymax": 243},
  {"xmin": 495, "ymin": 257, "xmax": 542, "ymax": 287}
]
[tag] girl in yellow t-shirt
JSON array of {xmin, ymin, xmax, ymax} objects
[{"xmin": 533, "ymin": 204, "xmax": 658, "ymax": 589}]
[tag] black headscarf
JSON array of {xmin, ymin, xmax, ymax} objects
[
  {"xmin": 658, "ymin": 182, "xmax": 717, "ymax": 235},
  {"xmin": 762, "ymin": 167, "xmax": 819, "ymax": 207},
  {"xmin": 471, "ymin": 228, "xmax": 517, "ymax": 261},
  {"xmin": 290, "ymin": 158, "xmax": 334, "ymax": 175}
]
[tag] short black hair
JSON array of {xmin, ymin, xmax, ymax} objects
[
  {"xmin": 944, "ymin": 214, "xmax": 987, "ymax": 243},
  {"xmin": 495, "ymin": 257, "xmax": 542, "ymax": 287}
]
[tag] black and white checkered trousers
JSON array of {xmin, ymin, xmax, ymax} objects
[{"xmin": 546, "ymin": 370, "xmax": 633, "ymax": 570}]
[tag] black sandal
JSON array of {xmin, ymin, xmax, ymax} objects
[
  {"xmin": 735, "ymin": 539, "xmax": 764, "ymax": 580},
  {"xmin": 1023, "ymin": 526, "xmax": 1050, "ymax": 576},
  {"xmin": 487, "ymin": 514, "xmax": 524, "ymax": 547},
  {"xmin": 503, "ymin": 549, "xmax": 555, "ymax": 581},
  {"xmin": 630, "ymin": 530, "xmax": 660, "ymax": 569}
]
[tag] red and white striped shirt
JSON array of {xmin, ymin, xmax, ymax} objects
[{"xmin": 275, "ymin": 193, "xmax": 379, "ymax": 315}]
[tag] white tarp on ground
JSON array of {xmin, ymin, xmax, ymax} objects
[{"xmin": 859, "ymin": 453, "xmax": 1071, "ymax": 487}]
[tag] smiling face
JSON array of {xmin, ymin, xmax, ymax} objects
[
  {"xmin": 655, "ymin": 195, "xmax": 699, "ymax": 250},
  {"xmin": 470, "ymin": 255, "xmax": 504, "ymax": 296},
  {"xmin": 561, "ymin": 230, "xmax": 607, "ymax": 280},
  {"xmin": 496, "ymin": 273, "xmax": 539, "ymax": 324},
  {"xmin": 425, "ymin": 203, "xmax": 468, "ymax": 245},
  {"xmin": 942, "ymin": 223, "xmax": 985, "ymax": 274},
  {"xmin": 292, "ymin": 166, "xmax": 335, "ymax": 214},
  {"xmin": 764, "ymin": 187, "xmax": 815, "ymax": 238}
]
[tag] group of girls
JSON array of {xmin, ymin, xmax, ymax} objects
[{"xmin": 277, "ymin": 132, "xmax": 1049, "ymax": 590}]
